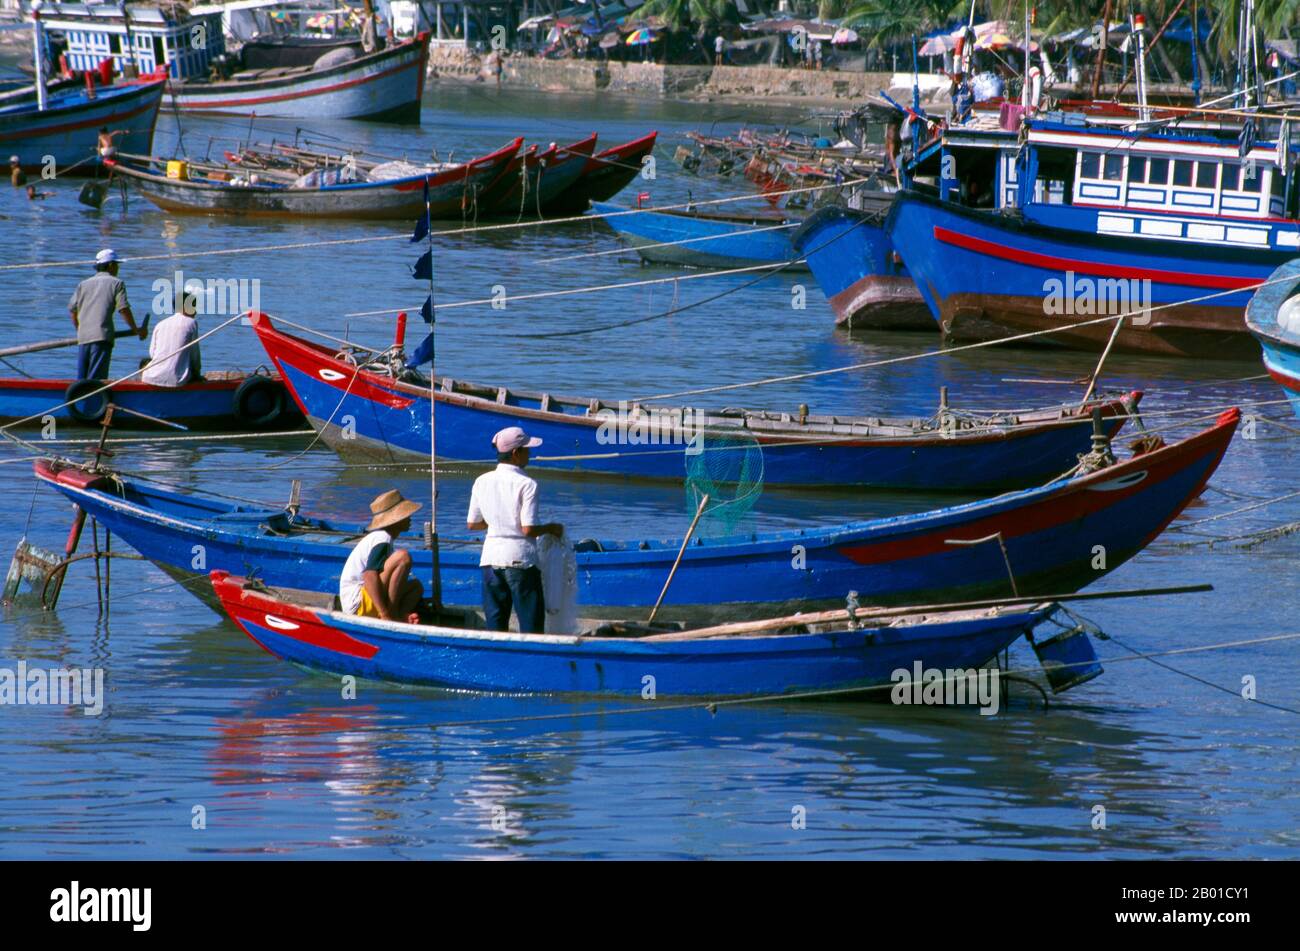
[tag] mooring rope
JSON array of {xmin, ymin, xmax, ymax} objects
[
  {"xmin": 627, "ymin": 269, "xmax": 1300, "ymax": 404},
  {"xmin": 0, "ymin": 177, "xmax": 867, "ymax": 273}
]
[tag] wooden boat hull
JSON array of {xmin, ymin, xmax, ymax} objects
[
  {"xmin": 793, "ymin": 204, "xmax": 933, "ymax": 330},
  {"xmin": 0, "ymin": 373, "xmax": 304, "ymax": 430},
  {"xmin": 212, "ymin": 570, "xmax": 1054, "ymax": 697},
  {"xmin": 252, "ymin": 312, "xmax": 1139, "ymax": 491},
  {"xmin": 1245, "ymin": 260, "xmax": 1300, "ymax": 417},
  {"xmin": 105, "ymin": 138, "xmax": 521, "ymax": 220},
  {"xmin": 0, "ymin": 80, "xmax": 163, "ymax": 175},
  {"xmin": 592, "ymin": 201, "xmax": 807, "ymax": 271},
  {"xmin": 165, "ymin": 34, "xmax": 429, "ymax": 123},
  {"xmin": 34, "ymin": 411, "xmax": 1237, "ymax": 621},
  {"xmin": 545, "ymin": 132, "xmax": 658, "ymax": 214},
  {"xmin": 485, "ymin": 134, "xmax": 598, "ymax": 218},
  {"xmin": 887, "ymin": 191, "xmax": 1272, "ymax": 357}
]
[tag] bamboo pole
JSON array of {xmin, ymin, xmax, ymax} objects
[
  {"xmin": 640, "ymin": 584, "xmax": 1213, "ymax": 642},
  {"xmin": 648, "ymin": 494, "xmax": 709, "ymax": 624},
  {"xmin": 1090, "ymin": 0, "xmax": 1113, "ymax": 101}
]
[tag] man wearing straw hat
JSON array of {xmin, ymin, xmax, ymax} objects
[
  {"xmin": 466, "ymin": 426, "xmax": 564, "ymax": 633},
  {"xmin": 339, "ymin": 489, "xmax": 424, "ymax": 623}
]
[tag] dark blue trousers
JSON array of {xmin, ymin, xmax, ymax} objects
[
  {"xmin": 482, "ymin": 565, "xmax": 546, "ymax": 633},
  {"xmin": 76, "ymin": 340, "xmax": 113, "ymax": 380}
]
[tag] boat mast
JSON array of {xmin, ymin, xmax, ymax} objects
[
  {"xmin": 31, "ymin": 0, "xmax": 47, "ymax": 111},
  {"xmin": 1021, "ymin": 0, "xmax": 1030, "ymax": 110},
  {"xmin": 1133, "ymin": 13, "xmax": 1149, "ymax": 123},
  {"xmin": 425, "ymin": 185, "xmax": 442, "ymax": 608}
]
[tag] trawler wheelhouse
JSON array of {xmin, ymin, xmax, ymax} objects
[
  {"xmin": 40, "ymin": 2, "xmax": 224, "ymax": 80},
  {"xmin": 1025, "ymin": 122, "xmax": 1295, "ymax": 221}
]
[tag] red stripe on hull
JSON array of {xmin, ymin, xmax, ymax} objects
[
  {"xmin": 934, "ymin": 225, "xmax": 1259, "ymax": 291},
  {"xmin": 172, "ymin": 56, "xmax": 419, "ymax": 109}
]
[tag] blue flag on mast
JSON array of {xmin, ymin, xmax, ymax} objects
[
  {"xmin": 409, "ymin": 332, "xmax": 434, "ymax": 367},
  {"xmin": 420, "ymin": 295, "xmax": 434, "ymax": 323},
  {"xmin": 412, "ymin": 249, "xmax": 432, "ymax": 280},
  {"xmin": 411, "ymin": 179, "xmax": 431, "ymax": 242}
]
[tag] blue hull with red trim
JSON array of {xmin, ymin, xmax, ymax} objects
[
  {"xmin": 886, "ymin": 191, "xmax": 1278, "ymax": 357},
  {"xmin": 212, "ymin": 570, "xmax": 1056, "ymax": 698},
  {"xmin": 1246, "ymin": 260, "xmax": 1300, "ymax": 417},
  {"xmin": 252, "ymin": 312, "xmax": 1139, "ymax": 491},
  {"xmin": 34, "ymin": 410, "xmax": 1237, "ymax": 622},
  {"xmin": 0, "ymin": 80, "xmax": 163, "ymax": 174},
  {"xmin": 0, "ymin": 373, "xmax": 303, "ymax": 430},
  {"xmin": 792, "ymin": 205, "xmax": 933, "ymax": 330}
]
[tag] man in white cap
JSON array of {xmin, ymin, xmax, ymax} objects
[
  {"xmin": 9, "ymin": 155, "xmax": 26, "ymax": 188},
  {"xmin": 339, "ymin": 489, "xmax": 424, "ymax": 623},
  {"xmin": 68, "ymin": 249, "xmax": 144, "ymax": 381},
  {"xmin": 466, "ymin": 426, "xmax": 564, "ymax": 633}
]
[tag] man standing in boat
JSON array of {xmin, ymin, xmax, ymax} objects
[
  {"xmin": 466, "ymin": 427, "xmax": 564, "ymax": 633},
  {"xmin": 68, "ymin": 249, "xmax": 145, "ymax": 381},
  {"xmin": 339, "ymin": 490, "xmax": 424, "ymax": 624}
]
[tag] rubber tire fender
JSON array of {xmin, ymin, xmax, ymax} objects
[
  {"xmin": 232, "ymin": 375, "xmax": 285, "ymax": 429},
  {"xmin": 64, "ymin": 378, "xmax": 109, "ymax": 424}
]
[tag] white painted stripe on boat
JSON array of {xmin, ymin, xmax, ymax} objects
[
  {"xmin": 264, "ymin": 614, "xmax": 300, "ymax": 631},
  {"xmin": 1085, "ymin": 471, "xmax": 1148, "ymax": 492}
]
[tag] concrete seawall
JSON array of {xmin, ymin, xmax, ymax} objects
[{"xmin": 428, "ymin": 46, "xmax": 933, "ymax": 106}]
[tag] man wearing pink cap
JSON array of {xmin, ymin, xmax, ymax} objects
[{"xmin": 466, "ymin": 426, "xmax": 564, "ymax": 633}]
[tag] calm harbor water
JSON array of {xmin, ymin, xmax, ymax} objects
[{"xmin": 1, "ymin": 86, "xmax": 1299, "ymax": 859}]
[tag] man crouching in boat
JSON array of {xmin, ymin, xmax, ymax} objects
[
  {"xmin": 339, "ymin": 490, "xmax": 424, "ymax": 624},
  {"xmin": 466, "ymin": 427, "xmax": 564, "ymax": 633}
]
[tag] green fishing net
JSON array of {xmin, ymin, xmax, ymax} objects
[{"xmin": 683, "ymin": 429, "xmax": 765, "ymax": 537}]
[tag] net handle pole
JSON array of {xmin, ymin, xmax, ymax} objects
[{"xmin": 648, "ymin": 493, "xmax": 709, "ymax": 624}]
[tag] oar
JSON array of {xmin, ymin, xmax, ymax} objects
[
  {"xmin": 648, "ymin": 493, "xmax": 709, "ymax": 624},
  {"xmin": 641, "ymin": 583, "xmax": 1215, "ymax": 642},
  {"xmin": 0, "ymin": 315, "xmax": 149, "ymax": 360}
]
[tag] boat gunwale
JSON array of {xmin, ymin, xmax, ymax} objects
[
  {"xmin": 31, "ymin": 409, "xmax": 1238, "ymax": 560},
  {"xmin": 253, "ymin": 312, "xmax": 1140, "ymax": 447}
]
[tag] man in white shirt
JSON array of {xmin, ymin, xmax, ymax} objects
[
  {"xmin": 715, "ymin": 34, "xmax": 725, "ymax": 66},
  {"xmin": 339, "ymin": 489, "xmax": 423, "ymax": 623},
  {"xmin": 141, "ymin": 286, "xmax": 202, "ymax": 387},
  {"xmin": 466, "ymin": 426, "xmax": 563, "ymax": 633}
]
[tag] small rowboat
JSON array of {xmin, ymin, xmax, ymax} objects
[
  {"xmin": 484, "ymin": 134, "xmax": 599, "ymax": 218},
  {"xmin": 252, "ymin": 311, "xmax": 1141, "ymax": 491},
  {"xmin": 34, "ymin": 410, "xmax": 1237, "ymax": 621},
  {"xmin": 0, "ymin": 371, "xmax": 304, "ymax": 431},
  {"xmin": 1246, "ymin": 259, "xmax": 1300, "ymax": 417},
  {"xmin": 544, "ymin": 131, "xmax": 659, "ymax": 214},
  {"xmin": 591, "ymin": 201, "xmax": 808, "ymax": 271},
  {"xmin": 212, "ymin": 570, "xmax": 1058, "ymax": 698},
  {"xmin": 104, "ymin": 138, "xmax": 523, "ymax": 220},
  {"xmin": 793, "ymin": 204, "xmax": 934, "ymax": 331}
]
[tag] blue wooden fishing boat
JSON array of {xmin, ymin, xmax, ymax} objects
[
  {"xmin": 886, "ymin": 116, "xmax": 1296, "ymax": 356},
  {"xmin": 591, "ymin": 200, "xmax": 808, "ymax": 271},
  {"xmin": 0, "ymin": 78, "xmax": 164, "ymax": 174},
  {"xmin": 33, "ymin": 409, "xmax": 1237, "ymax": 621},
  {"xmin": 1245, "ymin": 259, "xmax": 1300, "ymax": 417},
  {"xmin": 211, "ymin": 569, "xmax": 1059, "ymax": 698},
  {"xmin": 252, "ymin": 312, "xmax": 1141, "ymax": 491},
  {"xmin": 792, "ymin": 204, "xmax": 932, "ymax": 330},
  {"xmin": 0, "ymin": 371, "xmax": 303, "ymax": 430}
]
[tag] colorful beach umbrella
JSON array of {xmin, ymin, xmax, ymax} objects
[{"xmin": 626, "ymin": 28, "xmax": 656, "ymax": 46}]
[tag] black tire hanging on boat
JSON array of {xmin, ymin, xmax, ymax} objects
[
  {"xmin": 64, "ymin": 378, "xmax": 109, "ymax": 423},
  {"xmin": 232, "ymin": 376, "xmax": 285, "ymax": 429}
]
